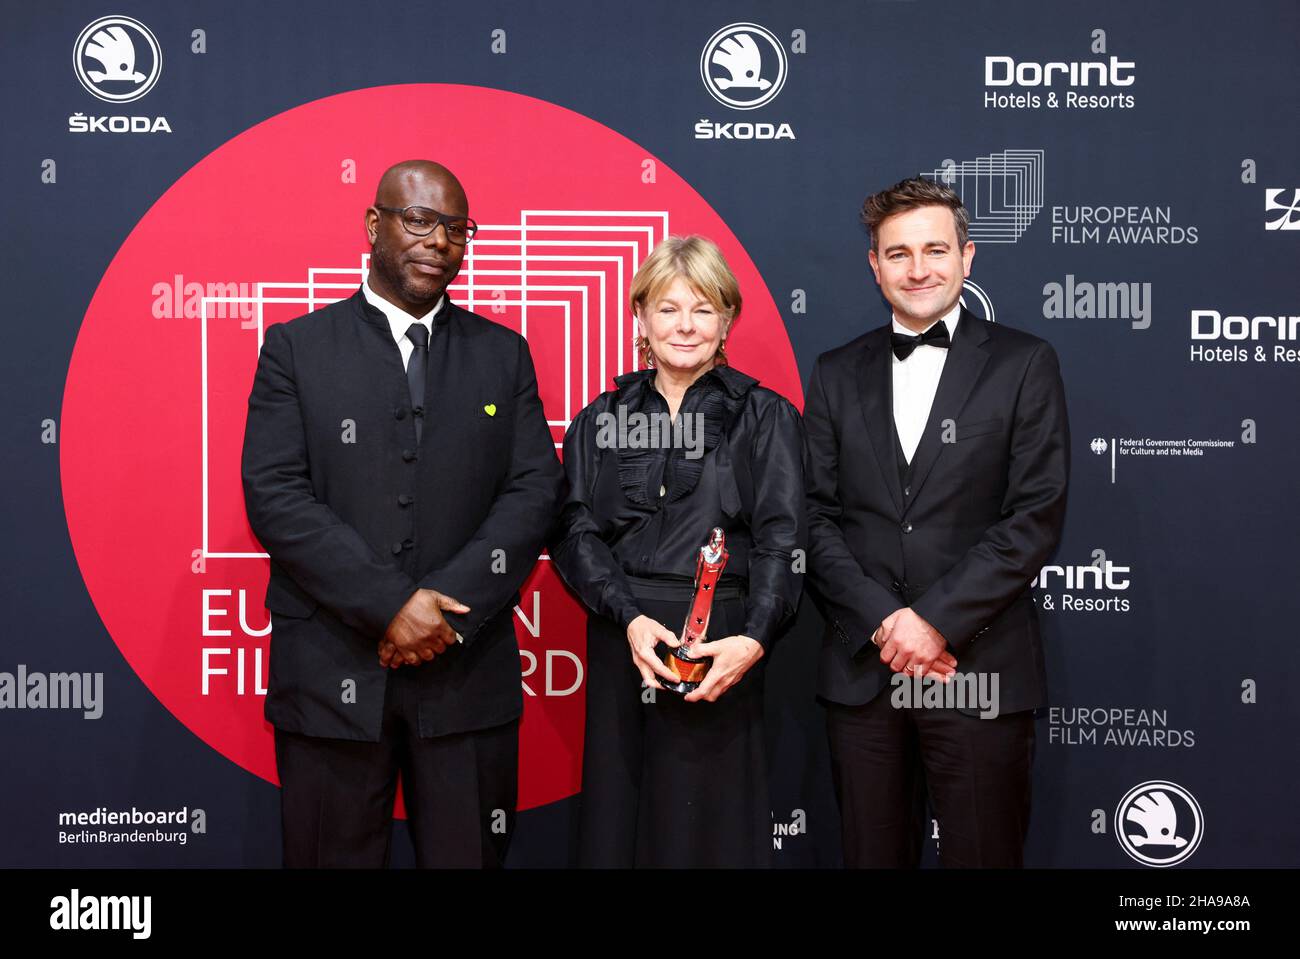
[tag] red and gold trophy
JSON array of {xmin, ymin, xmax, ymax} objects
[{"xmin": 661, "ymin": 528, "xmax": 730, "ymax": 695}]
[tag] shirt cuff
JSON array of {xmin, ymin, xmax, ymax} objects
[
  {"xmin": 617, "ymin": 600, "xmax": 642, "ymax": 633},
  {"xmin": 743, "ymin": 599, "xmax": 788, "ymax": 651}
]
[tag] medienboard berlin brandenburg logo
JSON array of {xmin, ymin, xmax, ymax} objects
[{"xmin": 74, "ymin": 16, "xmax": 162, "ymax": 103}]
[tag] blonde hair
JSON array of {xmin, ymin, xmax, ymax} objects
[{"xmin": 629, "ymin": 235, "xmax": 742, "ymax": 367}]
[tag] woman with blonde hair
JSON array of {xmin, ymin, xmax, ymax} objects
[{"xmin": 551, "ymin": 235, "xmax": 805, "ymax": 867}]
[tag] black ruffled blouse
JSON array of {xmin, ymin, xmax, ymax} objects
[{"xmin": 550, "ymin": 365, "xmax": 806, "ymax": 649}]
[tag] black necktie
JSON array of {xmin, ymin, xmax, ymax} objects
[
  {"xmin": 891, "ymin": 322, "xmax": 951, "ymax": 360},
  {"xmin": 405, "ymin": 322, "xmax": 429, "ymax": 444}
]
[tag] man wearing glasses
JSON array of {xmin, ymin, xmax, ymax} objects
[{"xmin": 242, "ymin": 160, "xmax": 562, "ymax": 867}]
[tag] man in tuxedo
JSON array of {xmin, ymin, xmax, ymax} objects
[
  {"xmin": 804, "ymin": 177, "xmax": 1069, "ymax": 867},
  {"xmin": 241, "ymin": 160, "xmax": 562, "ymax": 867}
]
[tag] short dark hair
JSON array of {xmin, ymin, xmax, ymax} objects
[{"xmin": 860, "ymin": 176, "xmax": 970, "ymax": 252}]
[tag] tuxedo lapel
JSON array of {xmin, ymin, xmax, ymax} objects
[
  {"xmin": 902, "ymin": 307, "xmax": 991, "ymax": 514},
  {"xmin": 856, "ymin": 327, "xmax": 905, "ymax": 517}
]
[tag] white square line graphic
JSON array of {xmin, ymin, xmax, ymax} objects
[{"xmin": 201, "ymin": 210, "xmax": 670, "ymax": 559}]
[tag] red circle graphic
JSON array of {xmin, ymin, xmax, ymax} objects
[{"xmin": 61, "ymin": 84, "xmax": 802, "ymax": 811}]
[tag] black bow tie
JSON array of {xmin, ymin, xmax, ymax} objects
[{"xmin": 891, "ymin": 323, "xmax": 951, "ymax": 360}]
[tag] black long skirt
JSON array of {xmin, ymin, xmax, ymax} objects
[{"xmin": 577, "ymin": 588, "xmax": 770, "ymax": 868}]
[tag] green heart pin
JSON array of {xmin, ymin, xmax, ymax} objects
[{"xmin": 484, "ymin": 404, "xmax": 497, "ymax": 416}]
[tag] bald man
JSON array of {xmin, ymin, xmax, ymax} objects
[{"xmin": 242, "ymin": 161, "xmax": 563, "ymax": 868}]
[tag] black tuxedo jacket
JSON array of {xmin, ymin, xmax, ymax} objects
[
  {"xmin": 241, "ymin": 288, "xmax": 563, "ymax": 741},
  {"xmin": 804, "ymin": 307, "xmax": 1069, "ymax": 715}
]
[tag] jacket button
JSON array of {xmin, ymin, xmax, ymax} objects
[
  {"xmin": 402, "ymin": 538, "xmax": 414, "ymax": 551},
  {"xmin": 903, "ymin": 485, "xmax": 911, "ymax": 497},
  {"xmin": 891, "ymin": 580, "xmax": 903, "ymax": 593},
  {"xmin": 902, "ymin": 522, "xmax": 913, "ymax": 534},
  {"xmin": 391, "ymin": 542, "xmax": 402, "ymax": 555},
  {"xmin": 402, "ymin": 449, "xmax": 416, "ymax": 462},
  {"xmin": 395, "ymin": 408, "xmax": 406, "ymax": 421},
  {"xmin": 398, "ymin": 494, "xmax": 413, "ymax": 506}
]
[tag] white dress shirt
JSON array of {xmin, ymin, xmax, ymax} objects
[
  {"xmin": 361, "ymin": 278, "xmax": 446, "ymax": 371},
  {"xmin": 891, "ymin": 303, "xmax": 961, "ymax": 463}
]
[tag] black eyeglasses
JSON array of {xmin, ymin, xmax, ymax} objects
[{"xmin": 375, "ymin": 205, "xmax": 478, "ymax": 244}]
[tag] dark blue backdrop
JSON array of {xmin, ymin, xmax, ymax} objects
[{"xmin": 2, "ymin": 0, "xmax": 1297, "ymax": 868}]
